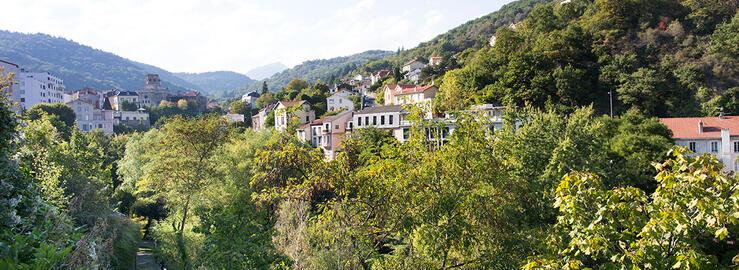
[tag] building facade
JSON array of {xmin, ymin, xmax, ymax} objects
[
  {"xmin": 16, "ymin": 72, "xmax": 65, "ymax": 109},
  {"xmin": 136, "ymin": 74, "xmax": 170, "ymax": 107},
  {"xmin": 660, "ymin": 116, "xmax": 739, "ymax": 172},
  {"xmin": 274, "ymin": 101, "xmax": 315, "ymax": 131},
  {"xmin": 327, "ymin": 90, "xmax": 355, "ymax": 112},
  {"xmin": 252, "ymin": 104, "xmax": 276, "ymax": 131},
  {"xmin": 67, "ymin": 99, "xmax": 114, "ymax": 135}
]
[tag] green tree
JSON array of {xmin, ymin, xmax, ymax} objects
[
  {"xmin": 140, "ymin": 115, "xmax": 230, "ymax": 268},
  {"xmin": 285, "ymin": 78, "xmax": 309, "ymax": 91},
  {"xmin": 119, "ymin": 99, "xmax": 138, "ymax": 111},
  {"xmin": 24, "ymin": 102, "xmax": 76, "ymax": 139},
  {"xmin": 229, "ymin": 100, "xmax": 250, "ymax": 115},
  {"xmin": 262, "ymin": 81, "xmax": 269, "ymax": 94},
  {"xmin": 525, "ymin": 147, "xmax": 739, "ymax": 269}
]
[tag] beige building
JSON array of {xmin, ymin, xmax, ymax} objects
[
  {"xmin": 297, "ymin": 110, "xmax": 354, "ymax": 160},
  {"xmin": 252, "ymin": 104, "xmax": 276, "ymax": 131},
  {"xmin": 67, "ymin": 99, "xmax": 114, "ymax": 135},
  {"xmin": 274, "ymin": 100, "xmax": 315, "ymax": 131}
]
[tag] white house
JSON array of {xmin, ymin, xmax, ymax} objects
[
  {"xmin": 382, "ymin": 84, "xmax": 438, "ymax": 118},
  {"xmin": 327, "ymin": 90, "xmax": 355, "ymax": 112},
  {"xmin": 67, "ymin": 99, "xmax": 114, "ymax": 135},
  {"xmin": 241, "ymin": 91, "xmax": 260, "ymax": 109},
  {"xmin": 660, "ymin": 116, "xmax": 739, "ymax": 172},
  {"xmin": 351, "ymin": 105, "xmax": 406, "ymax": 131},
  {"xmin": 110, "ymin": 91, "xmax": 139, "ymax": 110},
  {"xmin": 371, "ymin": 70, "xmax": 392, "ymax": 84},
  {"xmin": 274, "ymin": 100, "xmax": 315, "ymax": 131},
  {"xmin": 404, "ymin": 69, "xmax": 423, "ymax": 84},
  {"xmin": 402, "ymin": 60, "xmax": 426, "ymax": 73},
  {"xmin": 113, "ymin": 109, "xmax": 150, "ymax": 130}
]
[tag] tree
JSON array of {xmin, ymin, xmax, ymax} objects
[
  {"xmin": 24, "ymin": 102, "xmax": 76, "ymax": 139},
  {"xmin": 262, "ymin": 81, "xmax": 269, "ymax": 94},
  {"xmin": 140, "ymin": 115, "xmax": 230, "ymax": 267},
  {"xmin": 229, "ymin": 100, "xmax": 250, "ymax": 115},
  {"xmin": 285, "ymin": 78, "xmax": 309, "ymax": 91},
  {"xmin": 256, "ymin": 92, "xmax": 277, "ymax": 109},
  {"xmin": 177, "ymin": 99, "xmax": 189, "ymax": 110},
  {"xmin": 119, "ymin": 99, "xmax": 138, "ymax": 111},
  {"xmin": 524, "ymin": 147, "xmax": 739, "ymax": 269}
]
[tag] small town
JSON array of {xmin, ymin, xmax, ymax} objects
[{"xmin": 0, "ymin": 0, "xmax": 737, "ymax": 269}]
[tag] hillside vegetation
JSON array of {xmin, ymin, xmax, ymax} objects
[
  {"xmin": 434, "ymin": 0, "xmax": 738, "ymax": 118},
  {"xmin": 0, "ymin": 30, "xmax": 199, "ymax": 91}
]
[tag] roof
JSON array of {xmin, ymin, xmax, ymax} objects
[
  {"xmin": 430, "ymin": 56, "xmax": 443, "ymax": 60},
  {"xmin": 299, "ymin": 116, "xmax": 331, "ymax": 129},
  {"xmin": 374, "ymin": 70, "xmax": 392, "ymax": 77},
  {"xmin": 169, "ymin": 91, "xmax": 201, "ymax": 97},
  {"xmin": 0, "ymin": 59, "xmax": 19, "ymax": 68},
  {"xmin": 329, "ymin": 90, "xmax": 354, "ymax": 98},
  {"xmin": 117, "ymin": 90, "xmax": 138, "ymax": 96},
  {"xmin": 325, "ymin": 110, "xmax": 353, "ymax": 122},
  {"xmin": 660, "ymin": 116, "xmax": 739, "ymax": 138},
  {"xmin": 245, "ymin": 91, "xmax": 260, "ymax": 97},
  {"xmin": 386, "ymin": 84, "xmax": 437, "ymax": 96},
  {"xmin": 355, "ymin": 105, "xmax": 405, "ymax": 115},
  {"xmin": 278, "ymin": 100, "xmax": 308, "ymax": 107}
]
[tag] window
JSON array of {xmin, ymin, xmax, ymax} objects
[
  {"xmin": 357, "ymin": 117, "xmax": 362, "ymax": 126},
  {"xmin": 339, "ymin": 99, "xmax": 342, "ymax": 104},
  {"xmin": 335, "ymin": 124, "xmax": 339, "ymax": 129},
  {"xmin": 365, "ymin": 116, "xmax": 369, "ymax": 125},
  {"xmin": 734, "ymin": 141, "xmax": 739, "ymax": 153},
  {"xmin": 306, "ymin": 116, "xmax": 309, "ymax": 122},
  {"xmin": 325, "ymin": 124, "xmax": 329, "ymax": 130},
  {"xmin": 711, "ymin": 141, "xmax": 718, "ymax": 153},
  {"xmin": 689, "ymin": 142, "xmax": 696, "ymax": 152},
  {"xmin": 373, "ymin": 116, "xmax": 377, "ymax": 125},
  {"xmin": 98, "ymin": 124, "xmax": 102, "ymax": 128},
  {"xmin": 20, "ymin": 98, "xmax": 24, "ymax": 102},
  {"xmin": 389, "ymin": 115, "xmax": 393, "ymax": 125},
  {"xmin": 381, "ymin": 115, "xmax": 385, "ymax": 125},
  {"xmin": 403, "ymin": 128, "xmax": 410, "ymax": 140}
]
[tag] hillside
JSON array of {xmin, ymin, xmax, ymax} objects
[
  {"xmin": 433, "ymin": 0, "xmax": 738, "ymax": 118},
  {"xmin": 0, "ymin": 30, "xmax": 199, "ymax": 92},
  {"xmin": 246, "ymin": 62, "xmax": 288, "ymax": 80},
  {"xmin": 236, "ymin": 50, "xmax": 393, "ymax": 95},
  {"xmin": 174, "ymin": 71, "xmax": 254, "ymax": 98}
]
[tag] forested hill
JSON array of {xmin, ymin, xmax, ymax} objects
[
  {"xmin": 0, "ymin": 30, "xmax": 200, "ymax": 92},
  {"xmin": 433, "ymin": 0, "xmax": 738, "ymax": 118},
  {"xmin": 173, "ymin": 71, "xmax": 254, "ymax": 98},
  {"xmin": 235, "ymin": 50, "xmax": 394, "ymax": 95}
]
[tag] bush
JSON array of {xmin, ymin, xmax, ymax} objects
[{"xmin": 111, "ymin": 215, "xmax": 141, "ymax": 270}]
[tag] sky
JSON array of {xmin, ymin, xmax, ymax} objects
[{"xmin": 1, "ymin": 0, "xmax": 515, "ymax": 74}]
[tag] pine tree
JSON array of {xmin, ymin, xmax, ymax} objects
[{"xmin": 261, "ymin": 81, "xmax": 268, "ymax": 94}]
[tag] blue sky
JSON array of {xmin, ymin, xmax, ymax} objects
[{"xmin": 1, "ymin": 0, "xmax": 516, "ymax": 74}]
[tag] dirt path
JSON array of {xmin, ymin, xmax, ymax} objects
[{"xmin": 136, "ymin": 240, "xmax": 160, "ymax": 270}]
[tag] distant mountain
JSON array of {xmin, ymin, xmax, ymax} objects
[
  {"xmin": 234, "ymin": 50, "xmax": 393, "ymax": 96},
  {"xmin": 174, "ymin": 71, "xmax": 254, "ymax": 98},
  {"xmin": 246, "ymin": 62, "xmax": 288, "ymax": 80},
  {"xmin": 0, "ymin": 30, "xmax": 199, "ymax": 92}
]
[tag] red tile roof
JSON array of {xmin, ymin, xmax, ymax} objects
[
  {"xmin": 660, "ymin": 116, "xmax": 739, "ymax": 138},
  {"xmin": 374, "ymin": 70, "xmax": 392, "ymax": 77},
  {"xmin": 385, "ymin": 84, "xmax": 437, "ymax": 96},
  {"xmin": 278, "ymin": 100, "xmax": 307, "ymax": 107}
]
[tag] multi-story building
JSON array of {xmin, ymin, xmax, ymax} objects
[
  {"xmin": 660, "ymin": 116, "xmax": 739, "ymax": 172},
  {"xmin": 109, "ymin": 91, "xmax": 139, "ymax": 110},
  {"xmin": 297, "ymin": 110, "xmax": 354, "ymax": 160},
  {"xmin": 66, "ymin": 98, "xmax": 113, "ymax": 135},
  {"xmin": 16, "ymin": 71, "xmax": 65, "ymax": 109},
  {"xmin": 274, "ymin": 101, "xmax": 315, "ymax": 131},
  {"xmin": 327, "ymin": 90, "xmax": 355, "ymax": 112},
  {"xmin": 351, "ymin": 105, "xmax": 405, "ymax": 131},
  {"xmin": 429, "ymin": 56, "xmax": 443, "ymax": 66}
]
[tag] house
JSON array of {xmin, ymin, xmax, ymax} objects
[
  {"xmin": 660, "ymin": 115, "xmax": 739, "ymax": 172},
  {"xmin": 371, "ymin": 70, "xmax": 393, "ymax": 84},
  {"xmin": 489, "ymin": 35, "xmax": 497, "ymax": 47},
  {"xmin": 404, "ymin": 69, "xmax": 422, "ymax": 84},
  {"xmin": 113, "ymin": 109, "xmax": 150, "ymax": 130},
  {"xmin": 274, "ymin": 101, "xmax": 315, "ymax": 131},
  {"xmin": 382, "ymin": 84, "xmax": 439, "ymax": 116},
  {"xmin": 241, "ymin": 91, "xmax": 260, "ymax": 109},
  {"xmin": 327, "ymin": 90, "xmax": 355, "ymax": 111},
  {"xmin": 65, "ymin": 88, "xmax": 102, "ymax": 107},
  {"xmin": 110, "ymin": 91, "xmax": 139, "ymax": 110},
  {"xmin": 429, "ymin": 56, "xmax": 443, "ymax": 66},
  {"xmin": 66, "ymin": 98, "xmax": 114, "ymax": 135},
  {"xmin": 252, "ymin": 104, "xmax": 276, "ymax": 131},
  {"xmin": 401, "ymin": 59, "xmax": 426, "ymax": 73}
]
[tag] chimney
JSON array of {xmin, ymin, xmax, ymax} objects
[
  {"xmin": 698, "ymin": 120, "xmax": 704, "ymax": 134},
  {"xmin": 719, "ymin": 110, "xmax": 725, "ymax": 120}
]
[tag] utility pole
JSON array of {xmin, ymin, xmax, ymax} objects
[{"xmin": 608, "ymin": 90, "xmax": 613, "ymax": 118}]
